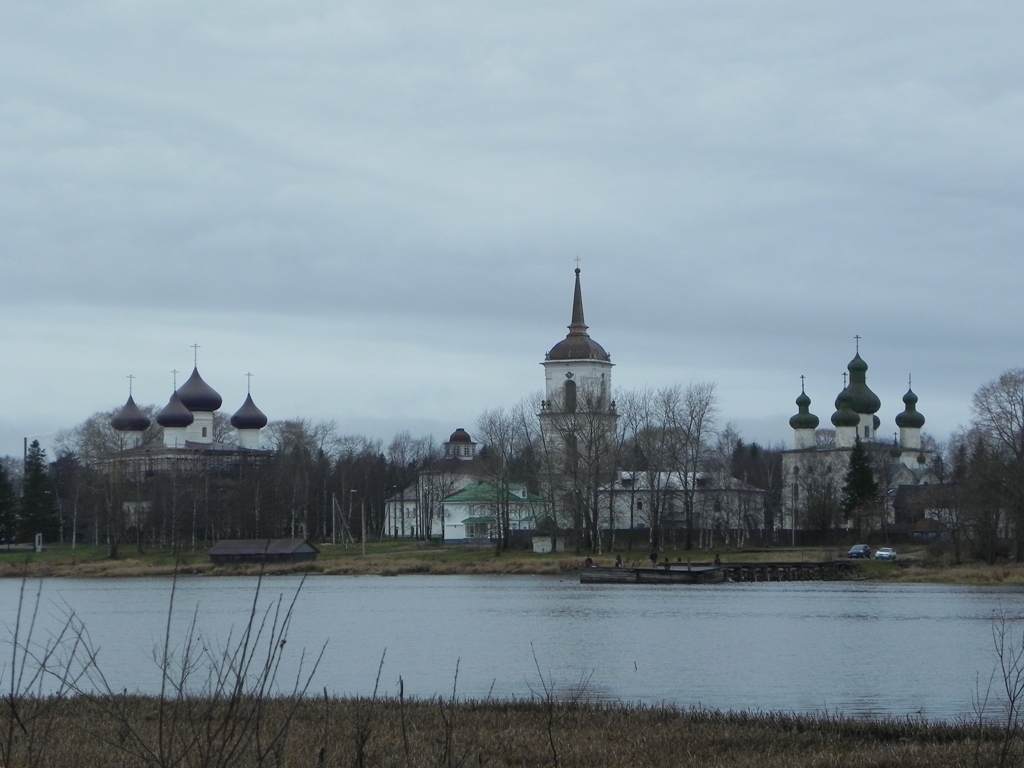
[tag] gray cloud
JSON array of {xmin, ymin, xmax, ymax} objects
[{"xmin": 1, "ymin": 1, "xmax": 1020, "ymax": 457}]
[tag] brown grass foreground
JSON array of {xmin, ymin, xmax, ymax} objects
[{"xmin": 4, "ymin": 695, "xmax": 1017, "ymax": 768}]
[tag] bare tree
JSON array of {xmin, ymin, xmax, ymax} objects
[
  {"xmin": 616, "ymin": 386, "xmax": 685, "ymax": 551},
  {"xmin": 476, "ymin": 405, "xmax": 531, "ymax": 550},
  {"xmin": 970, "ymin": 368, "xmax": 1024, "ymax": 559},
  {"xmin": 54, "ymin": 405, "xmax": 161, "ymax": 464},
  {"xmin": 670, "ymin": 382, "xmax": 720, "ymax": 551}
]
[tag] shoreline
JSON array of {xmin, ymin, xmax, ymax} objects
[{"xmin": 4, "ymin": 542, "xmax": 1024, "ymax": 584}]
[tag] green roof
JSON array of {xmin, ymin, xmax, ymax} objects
[{"xmin": 442, "ymin": 482, "xmax": 545, "ymax": 505}]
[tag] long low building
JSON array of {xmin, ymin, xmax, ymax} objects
[{"xmin": 208, "ymin": 538, "xmax": 319, "ymax": 565}]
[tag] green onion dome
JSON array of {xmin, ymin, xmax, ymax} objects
[
  {"xmin": 844, "ymin": 353, "xmax": 881, "ymax": 414},
  {"xmin": 831, "ymin": 390, "xmax": 860, "ymax": 428},
  {"xmin": 789, "ymin": 390, "xmax": 820, "ymax": 430},
  {"xmin": 895, "ymin": 388, "xmax": 926, "ymax": 429}
]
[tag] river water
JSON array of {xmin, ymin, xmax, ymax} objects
[{"xmin": 2, "ymin": 575, "xmax": 1022, "ymax": 720}]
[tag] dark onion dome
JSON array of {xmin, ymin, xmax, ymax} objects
[
  {"xmin": 176, "ymin": 367, "xmax": 222, "ymax": 412},
  {"xmin": 831, "ymin": 391, "xmax": 860, "ymax": 428},
  {"xmin": 789, "ymin": 390, "xmax": 820, "ymax": 430},
  {"xmin": 230, "ymin": 393, "xmax": 268, "ymax": 430},
  {"xmin": 895, "ymin": 388, "xmax": 926, "ymax": 429},
  {"xmin": 873, "ymin": 415, "xmax": 881, "ymax": 431},
  {"xmin": 844, "ymin": 353, "xmax": 881, "ymax": 414},
  {"xmin": 156, "ymin": 391, "xmax": 194, "ymax": 428},
  {"xmin": 545, "ymin": 268, "xmax": 611, "ymax": 362},
  {"xmin": 111, "ymin": 395, "xmax": 151, "ymax": 432},
  {"xmin": 448, "ymin": 428, "xmax": 473, "ymax": 444}
]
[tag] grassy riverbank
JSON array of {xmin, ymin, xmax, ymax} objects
[
  {"xmin": 3, "ymin": 695, "xmax": 1017, "ymax": 767},
  {"xmin": 4, "ymin": 540, "xmax": 1024, "ymax": 584}
]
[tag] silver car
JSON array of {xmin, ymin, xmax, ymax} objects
[{"xmin": 874, "ymin": 547, "xmax": 897, "ymax": 561}]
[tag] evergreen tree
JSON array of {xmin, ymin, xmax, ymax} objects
[
  {"xmin": 841, "ymin": 438, "xmax": 879, "ymax": 528},
  {"xmin": 0, "ymin": 460, "xmax": 18, "ymax": 543},
  {"xmin": 19, "ymin": 440, "xmax": 58, "ymax": 542}
]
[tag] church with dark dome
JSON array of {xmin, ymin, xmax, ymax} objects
[
  {"xmin": 107, "ymin": 359, "xmax": 270, "ymax": 472},
  {"xmin": 782, "ymin": 344, "xmax": 937, "ymax": 534}
]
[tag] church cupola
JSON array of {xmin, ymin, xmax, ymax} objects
[
  {"xmin": 175, "ymin": 360, "xmax": 221, "ymax": 445},
  {"xmin": 895, "ymin": 385, "xmax": 926, "ymax": 430},
  {"xmin": 789, "ymin": 381, "xmax": 819, "ymax": 449},
  {"xmin": 231, "ymin": 390, "xmax": 267, "ymax": 449},
  {"xmin": 841, "ymin": 341, "xmax": 881, "ymax": 442},
  {"xmin": 177, "ymin": 367, "xmax": 222, "ymax": 412},
  {"xmin": 111, "ymin": 393, "xmax": 150, "ymax": 449},
  {"xmin": 831, "ymin": 389, "xmax": 860, "ymax": 448},
  {"xmin": 895, "ymin": 377, "xmax": 926, "ymax": 466},
  {"xmin": 541, "ymin": 267, "xmax": 614, "ymax": 417},
  {"xmin": 545, "ymin": 268, "xmax": 611, "ymax": 363},
  {"xmin": 157, "ymin": 390, "xmax": 194, "ymax": 447},
  {"xmin": 444, "ymin": 428, "xmax": 477, "ymax": 460}
]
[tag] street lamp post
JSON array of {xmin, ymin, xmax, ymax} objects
[
  {"xmin": 392, "ymin": 485, "xmax": 400, "ymax": 539},
  {"xmin": 350, "ymin": 489, "xmax": 357, "ymax": 551},
  {"xmin": 791, "ymin": 466, "xmax": 799, "ymax": 548}
]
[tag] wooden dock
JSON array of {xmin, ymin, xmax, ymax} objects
[
  {"xmin": 720, "ymin": 560, "xmax": 856, "ymax": 582},
  {"xmin": 579, "ymin": 560, "xmax": 856, "ymax": 585}
]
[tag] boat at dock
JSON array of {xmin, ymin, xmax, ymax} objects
[{"xmin": 580, "ymin": 565, "xmax": 726, "ymax": 585}]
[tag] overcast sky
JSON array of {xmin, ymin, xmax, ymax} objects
[{"xmin": 1, "ymin": 1, "xmax": 1021, "ymax": 460}]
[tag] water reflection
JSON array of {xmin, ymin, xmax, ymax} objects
[{"xmin": 1, "ymin": 575, "xmax": 1021, "ymax": 720}]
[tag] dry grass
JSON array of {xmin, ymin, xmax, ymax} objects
[
  {"xmin": 1, "ymin": 695, "xmax": 1015, "ymax": 767},
  {"xmin": 885, "ymin": 563, "xmax": 1024, "ymax": 585}
]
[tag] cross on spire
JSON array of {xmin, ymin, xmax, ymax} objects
[
  {"xmin": 245, "ymin": 372, "xmax": 253, "ymax": 393},
  {"xmin": 854, "ymin": 334, "xmax": 861, "ymax": 353},
  {"xmin": 191, "ymin": 343, "xmax": 201, "ymax": 367},
  {"xmin": 127, "ymin": 374, "xmax": 135, "ymax": 396},
  {"xmin": 171, "ymin": 369, "xmax": 179, "ymax": 389},
  {"xmin": 842, "ymin": 371, "xmax": 848, "ymax": 388},
  {"xmin": 799, "ymin": 374, "xmax": 806, "ymax": 392}
]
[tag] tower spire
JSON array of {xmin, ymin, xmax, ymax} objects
[{"xmin": 569, "ymin": 265, "xmax": 587, "ymax": 333}]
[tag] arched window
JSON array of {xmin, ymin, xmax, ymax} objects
[{"xmin": 564, "ymin": 379, "xmax": 577, "ymax": 413}]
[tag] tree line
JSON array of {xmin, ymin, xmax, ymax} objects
[{"xmin": 2, "ymin": 367, "xmax": 1020, "ymax": 560}]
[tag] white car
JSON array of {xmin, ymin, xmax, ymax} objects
[{"xmin": 874, "ymin": 547, "xmax": 897, "ymax": 561}]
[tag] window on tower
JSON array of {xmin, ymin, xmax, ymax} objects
[{"xmin": 564, "ymin": 380, "xmax": 577, "ymax": 413}]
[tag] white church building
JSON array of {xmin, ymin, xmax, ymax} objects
[{"xmin": 782, "ymin": 345, "xmax": 937, "ymax": 534}]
